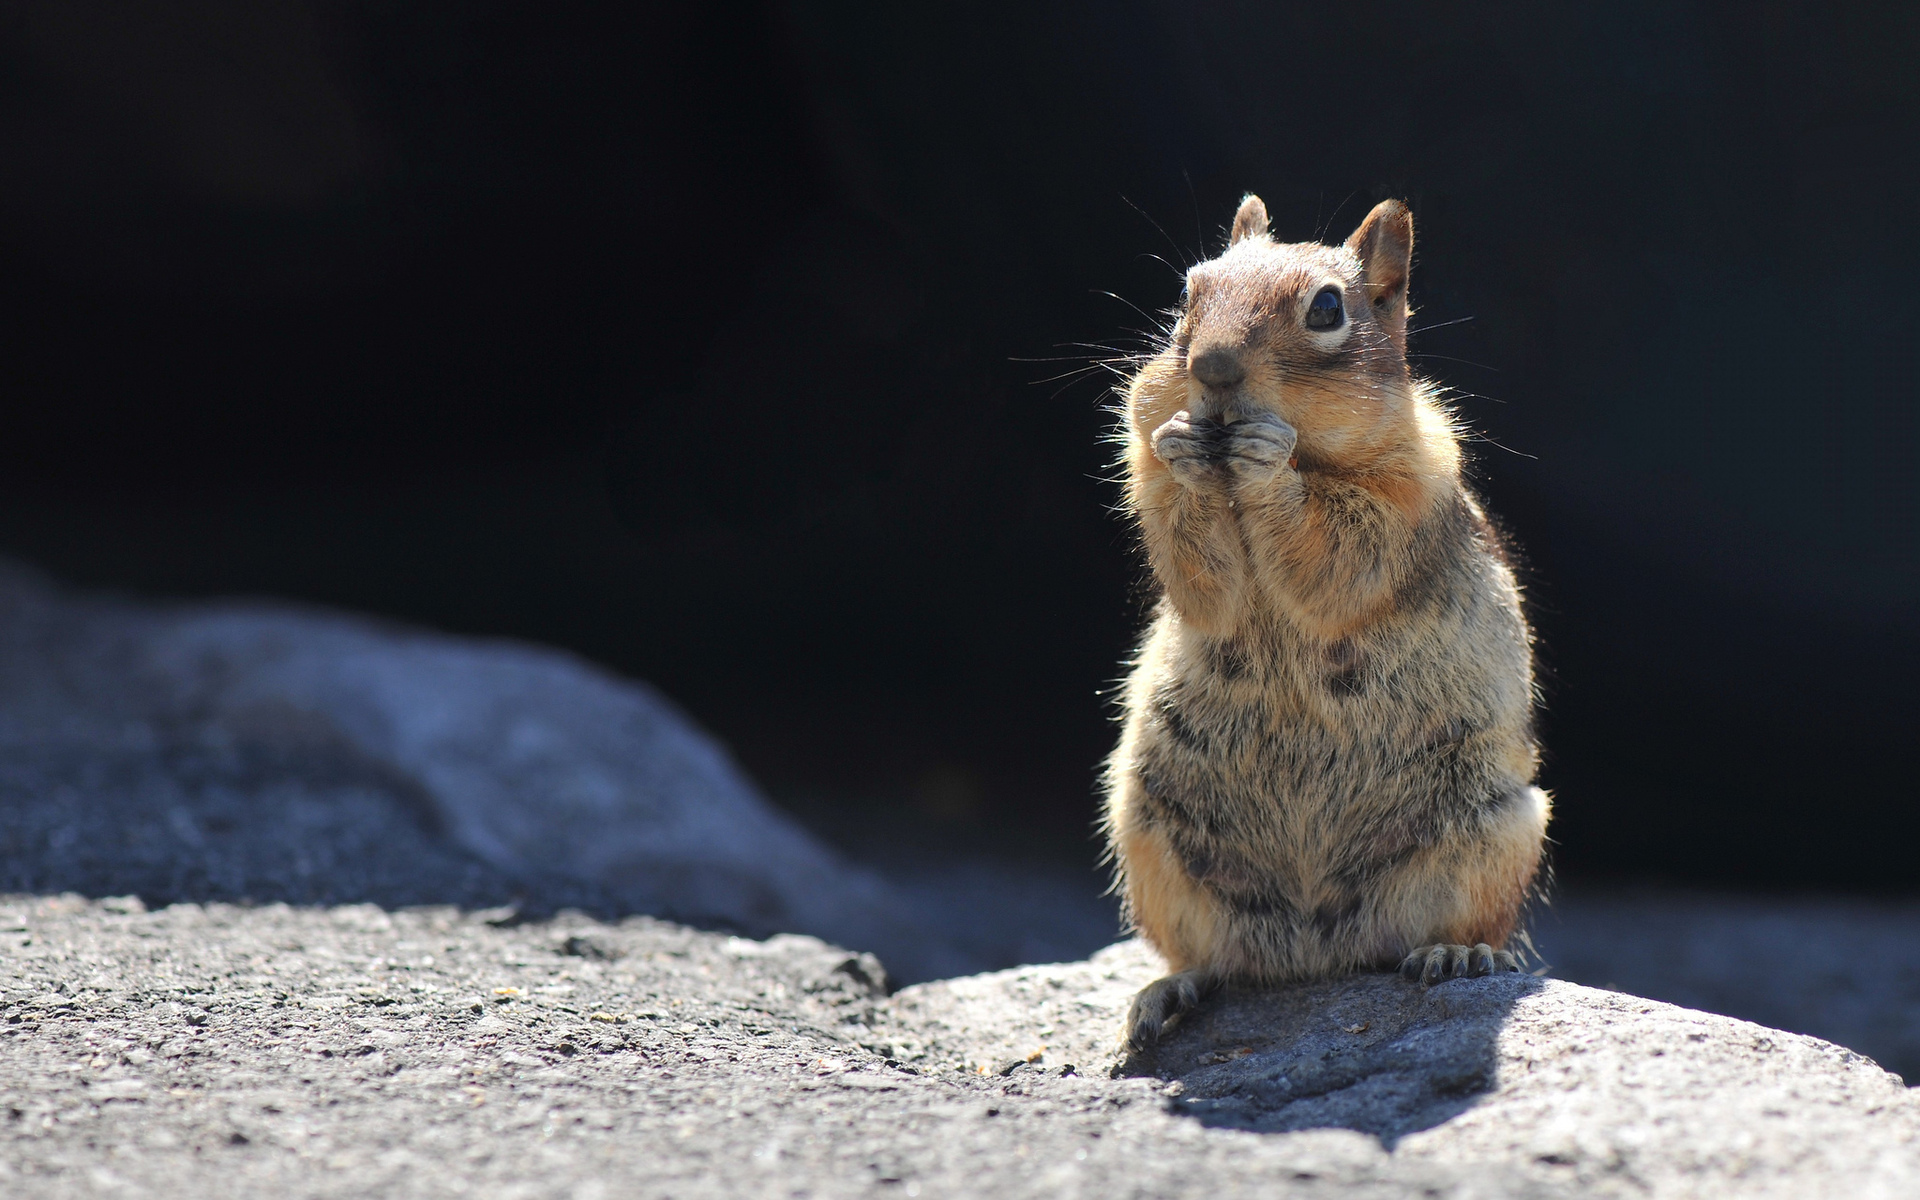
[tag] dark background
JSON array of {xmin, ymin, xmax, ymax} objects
[{"xmin": 0, "ymin": 2, "xmax": 1912, "ymax": 891}]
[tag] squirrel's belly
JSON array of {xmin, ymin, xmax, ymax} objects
[
  {"xmin": 1128, "ymin": 683, "xmax": 1519, "ymax": 962},
  {"xmin": 1133, "ymin": 699, "xmax": 1407, "ymax": 881}
]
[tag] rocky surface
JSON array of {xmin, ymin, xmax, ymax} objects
[
  {"xmin": 0, "ymin": 562, "xmax": 1000, "ymax": 981},
  {"xmin": 7, "ymin": 558, "xmax": 1919, "ymax": 1077},
  {"xmin": 1535, "ymin": 889, "xmax": 1920, "ymax": 1084},
  {"xmin": 3, "ymin": 896, "xmax": 1918, "ymax": 1199},
  {"xmin": 6, "ymin": 561, "xmax": 1920, "ymax": 1196}
]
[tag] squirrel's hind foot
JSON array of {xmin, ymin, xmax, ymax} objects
[
  {"xmin": 1398, "ymin": 943, "xmax": 1521, "ymax": 986},
  {"xmin": 1125, "ymin": 970, "xmax": 1213, "ymax": 1053}
]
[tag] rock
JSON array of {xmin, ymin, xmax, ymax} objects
[
  {"xmin": 0, "ymin": 561, "xmax": 975, "ymax": 980},
  {"xmin": 4, "ymin": 897, "xmax": 1917, "ymax": 1199},
  {"xmin": 1533, "ymin": 888, "xmax": 1920, "ymax": 1084},
  {"xmin": 6, "ymin": 555, "xmax": 1916, "ymax": 1147},
  {"xmin": 877, "ymin": 941, "xmax": 1920, "ymax": 1196}
]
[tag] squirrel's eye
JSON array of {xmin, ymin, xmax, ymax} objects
[{"xmin": 1306, "ymin": 287, "xmax": 1344, "ymax": 331}]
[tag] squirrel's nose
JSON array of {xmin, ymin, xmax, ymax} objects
[{"xmin": 1189, "ymin": 346, "xmax": 1245, "ymax": 388}]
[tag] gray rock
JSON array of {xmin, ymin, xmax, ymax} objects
[
  {"xmin": 0, "ymin": 562, "xmax": 973, "ymax": 980},
  {"xmin": 4, "ymin": 897, "xmax": 1917, "ymax": 1199},
  {"xmin": 6, "ymin": 557, "xmax": 1919, "ymax": 1087},
  {"xmin": 889, "ymin": 942, "xmax": 1920, "ymax": 1196},
  {"xmin": 1535, "ymin": 888, "xmax": 1920, "ymax": 1084}
]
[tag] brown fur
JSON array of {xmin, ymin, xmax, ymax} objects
[{"xmin": 1102, "ymin": 196, "xmax": 1550, "ymax": 1045}]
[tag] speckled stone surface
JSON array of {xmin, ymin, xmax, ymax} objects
[{"xmin": 4, "ymin": 897, "xmax": 1917, "ymax": 1199}]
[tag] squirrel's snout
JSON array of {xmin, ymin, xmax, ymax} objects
[{"xmin": 1189, "ymin": 346, "xmax": 1245, "ymax": 389}]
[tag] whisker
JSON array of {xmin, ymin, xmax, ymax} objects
[
  {"xmin": 1183, "ymin": 169, "xmax": 1203, "ymax": 256},
  {"xmin": 1048, "ymin": 379, "xmax": 1104, "ymax": 400},
  {"xmin": 1408, "ymin": 315, "xmax": 1477, "ymax": 335},
  {"xmin": 1031, "ymin": 365, "xmax": 1107, "ymax": 385},
  {"xmin": 1463, "ymin": 432, "xmax": 1537, "ymax": 459},
  {"xmin": 1425, "ymin": 382, "xmax": 1508, "ymax": 406},
  {"xmin": 1120, "ymin": 194, "xmax": 1193, "ymax": 268},
  {"xmin": 1091, "ymin": 289, "xmax": 1171, "ymax": 329},
  {"xmin": 1408, "ymin": 353, "xmax": 1501, "ymax": 372},
  {"xmin": 1316, "ymin": 188, "xmax": 1363, "ymax": 243},
  {"xmin": 1134, "ymin": 252, "xmax": 1185, "ymax": 281}
]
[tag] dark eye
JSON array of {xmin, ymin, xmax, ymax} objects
[{"xmin": 1306, "ymin": 287, "xmax": 1344, "ymax": 331}]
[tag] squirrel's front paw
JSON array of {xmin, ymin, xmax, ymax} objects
[
  {"xmin": 1398, "ymin": 943, "xmax": 1522, "ymax": 986},
  {"xmin": 1150, "ymin": 412, "xmax": 1225, "ymax": 488},
  {"xmin": 1220, "ymin": 411, "xmax": 1298, "ymax": 488}
]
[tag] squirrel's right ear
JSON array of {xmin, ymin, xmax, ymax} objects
[
  {"xmin": 1346, "ymin": 199, "xmax": 1413, "ymax": 345},
  {"xmin": 1229, "ymin": 194, "xmax": 1270, "ymax": 245}
]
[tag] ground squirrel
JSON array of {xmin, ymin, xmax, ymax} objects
[{"xmin": 1102, "ymin": 195, "xmax": 1549, "ymax": 1050}]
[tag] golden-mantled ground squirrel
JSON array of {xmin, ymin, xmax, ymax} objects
[{"xmin": 1103, "ymin": 195, "xmax": 1550, "ymax": 1050}]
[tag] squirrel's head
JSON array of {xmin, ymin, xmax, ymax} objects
[{"xmin": 1142, "ymin": 195, "xmax": 1419, "ymax": 470}]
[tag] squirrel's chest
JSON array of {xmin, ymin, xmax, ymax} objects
[{"xmin": 1164, "ymin": 628, "xmax": 1398, "ymax": 734}]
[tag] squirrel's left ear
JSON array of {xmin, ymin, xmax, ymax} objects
[
  {"xmin": 1346, "ymin": 200, "xmax": 1413, "ymax": 345},
  {"xmin": 1229, "ymin": 194, "xmax": 1270, "ymax": 245}
]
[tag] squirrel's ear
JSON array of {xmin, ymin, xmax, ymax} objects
[
  {"xmin": 1346, "ymin": 199, "xmax": 1413, "ymax": 342},
  {"xmin": 1229, "ymin": 194, "xmax": 1270, "ymax": 245}
]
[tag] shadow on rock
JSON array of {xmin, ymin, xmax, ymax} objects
[{"xmin": 1117, "ymin": 972, "xmax": 1541, "ymax": 1146}]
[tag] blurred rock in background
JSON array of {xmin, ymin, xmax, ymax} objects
[
  {"xmin": 0, "ymin": 562, "xmax": 991, "ymax": 981},
  {"xmin": 1537, "ymin": 890, "xmax": 1920, "ymax": 1084}
]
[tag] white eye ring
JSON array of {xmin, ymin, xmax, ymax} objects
[{"xmin": 1303, "ymin": 282, "xmax": 1351, "ymax": 346}]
